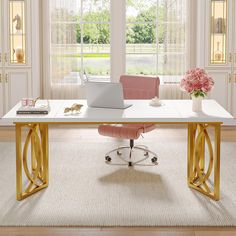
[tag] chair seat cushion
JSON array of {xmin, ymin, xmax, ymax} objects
[{"xmin": 98, "ymin": 124, "xmax": 156, "ymax": 140}]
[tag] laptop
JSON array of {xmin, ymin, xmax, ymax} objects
[{"xmin": 85, "ymin": 82, "xmax": 132, "ymax": 109}]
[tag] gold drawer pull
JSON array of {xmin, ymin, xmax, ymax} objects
[
  {"xmin": 0, "ymin": 74, "xmax": 2, "ymax": 83},
  {"xmin": 4, "ymin": 53, "xmax": 7, "ymax": 63},
  {"xmin": 0, "ymin": 53, "xmax": 2, "ymax": 63},
  {"xmin": 5, "ymin": 74, "xmax": 8, "ymax": 83}
]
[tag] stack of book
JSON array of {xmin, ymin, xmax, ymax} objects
[{"xmin": 17, "ymin": 101, "xmax": 50, "ymax": 115}]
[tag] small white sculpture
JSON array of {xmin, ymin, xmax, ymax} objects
[{"xmin": 149, "ymin": 97, "xmax": 162, "ymax": 107}]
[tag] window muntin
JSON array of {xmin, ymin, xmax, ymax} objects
[
  {"xmin": 50, "ymin": 0, "xmax": 110, "ymax": 85},
  {"xmin": 126, "ymin": 0, "xmax": 187, "ymax": 83}
]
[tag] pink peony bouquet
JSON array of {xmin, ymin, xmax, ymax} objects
[{"xmin": 180, "ymin": 68, "xmax": 214, "ymax": 97}]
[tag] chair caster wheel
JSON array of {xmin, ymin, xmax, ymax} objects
[
  {"xmin": 105, "ymin": 156, "xmax": 112, "ymax": 162},
  {"xmin": 151, "ymin": 157, "xmax": 158, "ymax": 163},
  {"xmin": 117, "ymin": 151, "xmax": 122, "ymax": 155},
  {"xmin": 144, "ymin": 152, "xmax": 149, "ymax": 157}
]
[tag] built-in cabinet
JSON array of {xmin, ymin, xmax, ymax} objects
[
  {"xmin": 197, "ymin": 0, "xmax": 236, "ymax": 118},
  {"xmin": 0, "ymin": 0, "xmax": 39, "ymax": 120},
  {"xmin": 4, "ymin": 69, "xmax": 31, "ymax": 110},
  {"xmin": 0, "ymin": 70, "xmax": 3, "ymax": 116},
  {"xmin": 231, "ymin": 0, "xmax": 236, "ymax": 118}
]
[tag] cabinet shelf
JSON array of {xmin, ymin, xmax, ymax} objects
[
  {"xmin": 211, "ymin": 33, "xmax": 226, "ymax": 36},
  {"xmin": 10, "ymin": 33, "xmax": 26, "ymax": 36},
  {"xmin": 11, "ymin": 61, "xmax": 26, "ymax": 64}
]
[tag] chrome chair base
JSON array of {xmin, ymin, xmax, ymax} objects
[{"xmin": 105, "ymin": 145, "xmax": 158, "ymax": 167}]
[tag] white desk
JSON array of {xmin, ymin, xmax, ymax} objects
[{"xmin": 3, "ymin": 100, "xmax": 234, "ymax": 201}]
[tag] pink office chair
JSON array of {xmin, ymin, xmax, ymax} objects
[{"xmin": 98, "ymin": 75, "xmax": 160, "ymax": 167}]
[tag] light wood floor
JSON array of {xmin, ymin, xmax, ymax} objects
[{"xmin": 0, "ymin": 125, "xmax": 236, "ymax": 236}]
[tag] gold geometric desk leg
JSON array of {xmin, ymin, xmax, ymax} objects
[
  {"xmin": 40, "ymin": 124, "xmax": 49, "ymax": 185},
  {"xmin": 15, "ymin": 123, "xmax": 49, "ymax": 201},
  {"xmin": 16, "ymin": 124, "xmax": 23, "ymax": 201},
  {"xmin": 198, "ymin": 125, "xmax": 205, "ymax": 172},
  {"xmin": 187, "ymin": 123, "xmax": 196, "ymax": 183},
  {"xmin": 214, "ymin": 123, "xmax": 221, "ymax": 200},
  {"xmin": 187, "ymin": 123, "xmax": 221, "ymax": 201}
]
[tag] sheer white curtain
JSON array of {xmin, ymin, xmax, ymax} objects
[
  {"xmin": 157, "ymin": 0, "xmax": 196, "ymax": 99},
  {"xmin": 48, "ymin": 0, "xmax": 82, "ymax": 99}
]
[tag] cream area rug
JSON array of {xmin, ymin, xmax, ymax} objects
[{"xmin": 0, "ymin": 133, "xmax": 236, "ymax": 226}]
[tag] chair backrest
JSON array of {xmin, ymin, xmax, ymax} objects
[{"xmin": 120, "ymin": 75, "xmax": 160, "ymax": 99}]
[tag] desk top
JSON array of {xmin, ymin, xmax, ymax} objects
[{"xmin": 2, "ymin": 100, "xmax": 234, "ymax": 124}]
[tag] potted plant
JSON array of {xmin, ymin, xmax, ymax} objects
[{"xmin": 180, "ymin": 68, "xmax": 214, "ymax": 112}]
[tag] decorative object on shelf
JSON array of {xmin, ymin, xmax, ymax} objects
[
  {"xmin": 214, "ymin": 41, "xmax": 223, "ymax": 62},
  {"xmin": 12, "ymin": 14, "xmax": 22, "ymax": 31},
  {"xmin": 180, "ymin": 68, "xmax": 214, "ymax": 112},
  {"xmin": 64, "ymin": 104, "xmax": 83, "ymax": 115},
  {"xmin": 13, "ymin": 47, "xmax": 25, "ymax": 63},
  {"xmin": 214, "ymin": 17, "xmax": 226, "ymax": 34}
]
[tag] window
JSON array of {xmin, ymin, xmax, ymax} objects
[
  {"xmin": 50, "ymin": 0, "xmax": 110, "ymax": 85},
  {"xmin": 126, "ymin": 0, "xmax": 187, "ymax": 83},
  {"xmin": 46, "ymin": 0, "xmax": 190, "ymax": 98}
]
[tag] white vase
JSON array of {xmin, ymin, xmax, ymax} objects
[{"xmin": 191, "ymin": 95, "xmax": 203, "ymax": 112}]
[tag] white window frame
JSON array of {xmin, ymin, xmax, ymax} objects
[{"xmin": 41, "ymin": 0, "xmax": 195, "ymax": 97}]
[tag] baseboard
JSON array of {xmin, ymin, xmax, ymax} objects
[
  {"xmin": 223, "ymin": 118, "xmax": 236, "ymax": 126},
  {"xmin": 0, "ymin": 118, "xmax": 13, "ymax": 127}
]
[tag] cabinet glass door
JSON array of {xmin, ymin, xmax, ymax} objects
[
  {"xmin": 0, "ymin": 0, "xmax": 2, "ymax": 67},
  {"xmin": 210, "ymin": 0, "xmax": 227, "ymax": 64},
  {"xmin": 0, "ymin": 70, "xmax": 3, "ymax": 117},
  {"xmin": 9, "ymin": 0, "xmax": 26, "ymax": 64}
]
